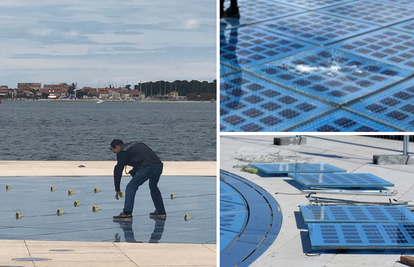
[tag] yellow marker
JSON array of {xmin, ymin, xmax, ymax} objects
[
  {"xmin": 170, "ymin": 193, "xmax": 176, "ymax": 199},
  {"xmin": 241, "ymin": 166, "xmax": 258, "ymax": 174},
  {"xmin": 15, "ymin": 212, "xmax": 23, "ymax": 220},
  {"xmin": 73, "ymin": 200, "xmax": 81, "ymax": 207},
  {"xmin": 94, "ymin": 187, "xmax": 100, "ymax": 194},
  {"xmin": 56, "ymin": 209, "xmax": 64, "ymax": 216},
  {"xmin": 184, "ymin": 214, "xmax": 192, "ymax": 221},
  {"xmin": 6, "ymin": 185, "xmax": 11, "ymax": 190},
  {"xmin": 120, "ymin": 191, "xmax": 125, "ymax": 198},
  {"xmin": 92, "ymin": 206, "xmax": 100, "ymax": 213},
  {"xmin": 50, "ymin": 186, "xmax": 56, "ymax": 192},
  {"xmin": 68, "ymin": 190, "xmax": 74, "ymax": 196}
]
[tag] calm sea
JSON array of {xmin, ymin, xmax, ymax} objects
[{"xmin": 0, "ymin": 101, "xmax": 216, "ymax": 161}]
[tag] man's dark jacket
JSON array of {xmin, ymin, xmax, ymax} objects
[{"xmin": 113, "ymin": 141, "xmax": 162, "ymax": 191}]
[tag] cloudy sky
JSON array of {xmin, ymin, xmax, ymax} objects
[{"xmin": 0, "ymin": 0, "xmax": 216, "ymax": 88}]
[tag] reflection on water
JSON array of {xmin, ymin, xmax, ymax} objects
[{"xmin": 113, "ymin": 217, "xmax": 166, "ymax": 243}]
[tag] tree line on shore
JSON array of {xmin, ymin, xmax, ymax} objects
[{"xmin": 126, "ymin": 79, "xmax": 217, "ymax": 101}]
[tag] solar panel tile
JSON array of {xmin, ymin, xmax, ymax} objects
[
  {"xmin": 245, "ymin": 48, "xmax": 410, "ymax": 105},
  {"xmin": 309, "ymin": 223, "xmax": 414, "ymax": 249},
  {"xmin": 267, "ymin": 0, "xmax": 352, "ymax": 10},
  {"xmin": 334, "ymin": 28, "xmax": 414, "ymax": 71},
  {"xmin": 248, "ymin": 163, "xmax": 346, "ymax": 174},
  {"xmin": 221, "ymin": 26, "xmax": 314, "ymax": 69},
  {"xmin": 258, "ymin": 12, "xmax": 379, "ymax": 45},
  {"xmin": 291, "ymin": 109, "xmax": 400, "ymax": 132},
  {"xmin": 220, "ymin": 72, "xmax": 333, "ymax": 132},
  {"xmin": 220, "ymin": 0, "xmax": 305, "ymax": 27},
  {"xmin": 346, "ymin": 79, "xmax": 414, "ymax": 131},
  {"xmin": 290, "ymin": 173, "xmax": 394, "ymax": 187},
  {"xmin": 319, "ymin": 1, "xmax": 414, "ymax": 26},
  {"xmin": 300, "ymin": 206, "xmax": 414, "ymax": 223}
]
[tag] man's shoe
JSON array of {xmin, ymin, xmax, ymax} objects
[
  {"xmin": 113, "ymin": 212, "xmax": 133, "ymax": 220},
  {"xmin": 149, "ymin": 211, "xmax": 167, "ymax": 217}
]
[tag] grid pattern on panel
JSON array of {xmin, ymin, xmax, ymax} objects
[
  {"xmin": 309, "ymin": 223, "xmax": 414, "ymax": 249},
  {"xmin": 220, "ymin": 26, "xmax": 314, "ymax": 69},
  {"xmin": 346, "ymin": 79, "xmax": 414, "ymax": 132},
  {"xmin": 220, "ymin": 72, "xmax": 332, "ymax": 132},
  {"xmin": 319, "ymin": 1, "xmax": 414, "ymax": 26},
  {"xmin": 248, "ymin": 163, "xmax": 346, "ymax": 174},
  {"xmin": 270, "ymin": 0, "xmax": 354, "ymax": 10},
  {"xmin": 290, "ymin": 109, "xmax": 399, "ymax": 132},
  {"xmin": 222, "ymin": 0, "xmax": 305, "ymax": 27},
  {"xmin": 289, "ymin": 173, "xmax": 394, "ymax": 187},
  {"xmin": 221, "ymin": 64, "xmax": 237, "ymax": 77},
  {"xmin": 220, "ymin": 181, "xmax": 248, "ymax": 251},
  {"xmin": 334, "ymin": 29, "xmax": 414, "ymax": 71},
  {"xmin": 392, "ymin": 19, "xmax": 414, "ymax": 33},
  {"xmin": 300, "ymin": 206, "xmax": 414, "ymax": 223},
  {"xmin": 245, "ymin": 48, "xmax": 409, "ymax": 105},
  {"xmin": 259, "ymin": 12, "xmax": 378, "ymax": 45}
]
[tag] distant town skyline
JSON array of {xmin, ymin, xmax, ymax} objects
[{"xmin": 0, "ymin": 0, "xmax": 216, "ymax": 88}]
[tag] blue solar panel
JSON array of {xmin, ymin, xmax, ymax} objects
[
  {"xmin": 248, "ymin": 163, "xmax": 346, "ymax": 174},
  {"xmin": 220, "ymin": 171, "xmax": 282, "ymax": 267},
  {"xmin": 258, "ymin": 12, "xmax": 378, "ymax": 45},
  {"xmin": 334, "ymin": 29, "xmax": 414, "ymax": 71},
  {"xmin": 245, "ymin": 48, "xmax": 410, "ymax": 105},
  {"xmin": 309, "ymin": 223, "xmax": 414, "ymax": 249},
  {"xmin": 268, "ymin": 0, "xmax": 352, "ymax": 10},
  {"xmin": 291, "ymin": 109, "xmax": 400, "ymax": 132},
  {"xmin": 220, "ymin": 26, "xmax": 314, "ymax": 69},
  {"xmin": 346, "ymin": 79, "xmax": 414, "ymax": 132},
  {"xmin": 220, "ymin": 72, "xmax": 333, "ymax": 132},
  {"xmin": 221, "ymin": 229, "xmax": 241, "ymax": 252},
  {"xmin": 220, "ymin": 0, "xmax": 305, "ymax": 27},
  {"xmin": 300, "ymin": 206, "xmax": 414, "ymax": 223},
  {"xmin": 380, "ymin": 0, "xmax": 413, "ymax": 7},
  {"xmin": 220, "ymin": 181, "xmax": 248, "ymax": 251},
  {"xmin": 221, "ymin": 64, "xmax": 237, "ymax": 77},
  {"xmin": 319, "ymin": 1, "xmax": 414, "ymax": 26},
  {"xmin": 220, "ymin": 182, "xmax": 246, "ymax": 205},
  {"xmin": 290, "ymin": 173, "xmax": 394, "ymax": 187}
]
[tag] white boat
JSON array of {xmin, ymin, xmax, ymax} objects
[{"xmin": 96, "ymin": 99, "xmax": 104, "ymax": 104}]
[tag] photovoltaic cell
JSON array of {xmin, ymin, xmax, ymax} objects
[
  {"xmin": 289, "ymin": 173, "xmax": 394, "ymax": 187},
  {"xmin": 291, "ymin": 109, "xmax": 400, "ymax": 132},
  {"xmin": 258, "ymin": 12, "xmax": 379, "ymax": 45},
  {"xmin": 308, "ymin": 223, "xmax": 414, "ymax": 249},
  {"xmin": 346, "ymin": 79, "xmax": 414, "ymax": 132},
  {"xmin": 319, "ymin": 1, "xmax": 414, "ymax": 27},
  {"xmin": 220, "ymin": 72, "xmax": 333, "ymax": 132},
  {"xmin": 300, "ymin": 206, "xmax": 414, "ymax": 223},
  {"xmin": 334, "ymin": 29, "xmax": 414, "ymax": 71},
  {"xmin": 220, "ymin": 26, "xmax": 314, "ymax": 69},
  {"xmin": 248, "ymin": 163, "xmax": 346, "ymax": 174},
  {"xmin": 245, "ymin": 48, "xmax": 410, "ymax": 105}
]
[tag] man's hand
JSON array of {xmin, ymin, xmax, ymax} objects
[{"xmin": 115, "ymin": 191, "xmax": 122, "ymax": 200}]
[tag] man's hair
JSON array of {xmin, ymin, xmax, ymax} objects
[{"xmin": 110, "ymin": 139, "xmax": 124, "ymax": 148}]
